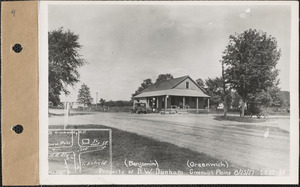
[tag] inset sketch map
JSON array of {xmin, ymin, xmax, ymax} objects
[{"xmin": 48, "ymin": 129, "xmax": 112, "ymax": 175}]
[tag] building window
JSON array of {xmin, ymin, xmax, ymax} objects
[{"xmin": 186, "ymin": 82, "xmax": 189, "ymax": 89}]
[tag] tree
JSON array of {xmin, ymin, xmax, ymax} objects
[
  {"xmin": 132, "ymin": 73, "xmax": 174, "ymax": 99},
  {"xmin": 105, "ymin": 100, "xmax": 132, "ymax": 107},
  {"xmin": 204, "ymin": 77, "xmax": 224, "ymax": 105},
  {"xmin": 155, "ymin": 73, "xmax": 174, "ymax": 83},
  {"xmin": 203, "ymin": 76, "xmax": 231, "ymax": 117},
  {"xmin": 196, "ymin": 78, "xmax": 205, "ymax": 88},
  {"xmin": 254, "ymin": 80, "xmax": 282, "ymax": 107},
  {"xmin": 279, "ymin": 91, "xmax": 290, "ymax": 108},
  {"xmin": 49, "ymin": 28, "xmax": 86, "ymax": 106},
  {"xmin": 77, "ymin": 83, "xmax": 93, "ymax": 107},
  {"xmin": 99, "ymin": 98, "xmax": 106, "ymax": 107},
  {"xmin": 231, "ymin": 91, "xmax": 242, "ymax": 109},
  {"xmin": 221, "ymin": 29, "xmax": 281, "ymax": 117},
  {"xmin": 132, "ymin": 78, "xmax": 153, "ymax": 98}
]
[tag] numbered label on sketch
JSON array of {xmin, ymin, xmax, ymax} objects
[{"xmin": 48, "ymin": 129, "xmax": 112, "ymax": 175}]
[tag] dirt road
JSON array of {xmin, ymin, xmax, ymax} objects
[{"xmin": 49, "ymin": 112, "xmax": 290, "ymax": 172}]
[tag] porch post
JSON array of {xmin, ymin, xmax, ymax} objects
[
  {"xmin": 196, "ymin": 98, "xmax": 199, "ymax": 113},
  {"xmin": 183, "ymin": 97, "xmax": 185, "ymax": 108},
  {"xmin": 207, "ymin": 98, "xmax": 210, "ymax": 112},
  {"xmin": 156, "ymin": 97, "xmax": 159, "ymax": 109},
  {"xmin": 165, "ymin": 95, "xmax": 168, "ymax": 110}
]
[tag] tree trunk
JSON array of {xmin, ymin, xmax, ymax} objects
[
  {"xmin": 241, "ymin": 101, "xmax": 245, "ymax": 117},
  {"xmin": 223, "ymin": 102, "xmax": 227, "ymax": 117}
]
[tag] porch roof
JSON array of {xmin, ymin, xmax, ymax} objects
[{"xmin": 134, "ymin": 89, "xmax": 210, "ymax": 98}]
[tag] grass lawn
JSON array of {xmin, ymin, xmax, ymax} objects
[
  {"xmin": 214, "ymin": 115, "xmax": 269, "ymax": 123},
  {"xmin": 49, "ymin": 112, "xmax": 94, "ymax": 117},
  {"xmin": 213, "ymin": 115, "xmax": 289, "ymax": 133},
  {"xmin": 49, "ymin": 124, "xmax": 260, "ymax": 176}
]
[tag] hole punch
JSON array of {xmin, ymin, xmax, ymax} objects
[
  {"xmin": 12, "ymin": 124, "xmax": 23, "ymax": 134},
  {"xmin": 12, "ymin": 43, "xmax": 23, "ymax": 53}
]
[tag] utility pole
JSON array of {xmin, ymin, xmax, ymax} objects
[
  {"xmin": 222, "ymin": 60, "xmax": 227, "ymax": 118},
  {"xmin": 96, "ymin": 92, "xmax": 98, "ymax": 110}
]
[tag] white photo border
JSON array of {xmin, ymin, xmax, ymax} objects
[{"xmin": 39, "ymin": 1, "xmax": 299, "ymax": 184}]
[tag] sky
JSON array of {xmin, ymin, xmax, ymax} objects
[{"xmin": 48, "ymin": 3, "xmax": 291, "ymax": 102}]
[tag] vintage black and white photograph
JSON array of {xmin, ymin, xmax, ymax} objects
[{"xmin": 39, "ymin": 1, "xmax": 298, "ymax": 184}]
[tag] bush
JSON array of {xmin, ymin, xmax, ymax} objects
[
  {"xmin": 95, "ymin": 106, "xmax": 132, "ymax": 113},
  {"xmin": 49, "ymin": 105, "xmax": 64, "ymax": 109}
]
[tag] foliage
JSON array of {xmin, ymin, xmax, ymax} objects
[
  {"xmin": 231, "ymin": 91, "xmax": 242, "ymax": 108},
  {"xmin": 204, "ymin": 77, "xmax": 224, "ymax": 105},
  {"xmin": 223, "ymin": 92, "xmax": 232, "ymax": 109},
  {"xmin": 198, "ymin": 76, "xmax": 231, "ymax": 107},
  {"xmin": 77, "ymin": 83, "xmax": 93, "ymax": 106},
  {"xmin": 131, "ymin": 73, "xmax": 174, "ymax": 99},
  {"xmin": 99, "ymin": 98, "xmax": 106, "ymax": 106},
  {"xmin": 155, "ymin": 73, "xmax": 174, "ymax": 83},
  {"xmin": 279, "ymin": 91, "xmax": 290, "ymax": 107},
  {"xmin": 254, "ymin": 80, "xmax": 282, "ymax": 107},
  {"xmin": 196, "ymin": 78, "xmax": 205, "ymax": 88},
  {"xmin": 196, "ymin": 76, "xmax": 231, "ymax": 116},
  {"xmin": 222, "ymin": 29, "xmax": 281, "ymax": 101},
  {"xmin": 49, "ymin": 28, "xmax": 86, "ymax": 105},
  {"xmin": 104, "ymin": 100, "xmax": 132, "ymax": 107},
  {"xmin": 221, "ymin": 29, "xmax": 281, "ymax": 116},
  {"xmin": 132, "ymin": 78, "xmax": 153, "ymax": 98}
]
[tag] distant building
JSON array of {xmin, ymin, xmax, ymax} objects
[
  {"xmin": 71, "ymin": 102, "xmax": 85, "ymax": 109},
  {"xmin": 133, "ymin": 75, "xmax": 210, "ymax": 112}
]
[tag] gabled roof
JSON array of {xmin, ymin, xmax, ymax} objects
[
  {"xmin": 142, "ymin": 75, "xmax": 206, "ymax": 93},
  {"xmin": 142, "ymin": 75, "xmax": 189, "ymax": 93},
  {"xmin": 134, "ymin": 75, "xmax": 210, "ymax": 98}
]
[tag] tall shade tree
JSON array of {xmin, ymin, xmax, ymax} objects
[
  {"xmin": 77, "ymin": 83, "xmax": 93, "ymax": 107},
  {"xmin": 221, "ymin": 29, "xmax": 281, "ymax": 117},
  {"xmin": 49, "ymin": 28, "xmax": 86, "ymax": 105}
]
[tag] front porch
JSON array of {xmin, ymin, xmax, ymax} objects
[{"xmin": 135, "ymin": 95, "xmax": 210, "ymax": 113}]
